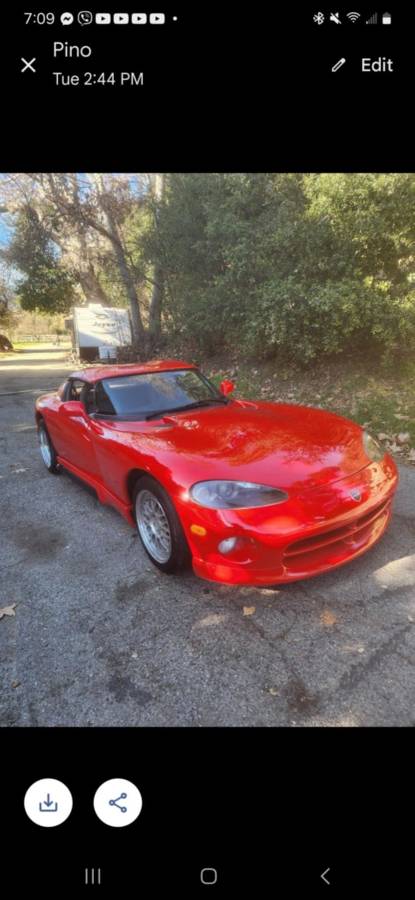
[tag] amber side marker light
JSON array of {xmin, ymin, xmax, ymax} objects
[{"xmin": 190, "ymin": 524, "xmax": 207, "ymax": 536}]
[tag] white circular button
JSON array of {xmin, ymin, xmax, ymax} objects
[
  {"xmin": 24, "ymin": 778, "xmax": 73, "ymax": 827},
  {"xmin": 93, "ymin": 778, "xmax": 143, "ymax": 827}
]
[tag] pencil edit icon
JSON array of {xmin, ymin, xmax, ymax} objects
[{"xmin": 332, "ymin": 57, "xmax": 346, "ymax": 72}]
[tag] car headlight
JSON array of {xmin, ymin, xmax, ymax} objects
[
  {"xmin": 190, "ymin": 480, "xmax": 288, "ymax": 509},
  {"xmin": 363, "ymin": 431, "xmax": 385, "ymax": 462}
]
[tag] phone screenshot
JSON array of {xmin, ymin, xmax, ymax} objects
[{"xmin": 1, "ymin": 6, "xmax": 413, "ymax": 893}]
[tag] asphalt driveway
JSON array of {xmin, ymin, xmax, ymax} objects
[{"xmin": 1, "ymin": 346, "xmax": 414, "ymax": 726}]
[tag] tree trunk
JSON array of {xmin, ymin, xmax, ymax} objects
[
  {"xmin": 112, "ymin": 237, "xmax": 145, "ymax": 343},
  {"xmin": 42, "ymin": 173, "xmax": 146, "ymax": 345},
  {"xmin": 94, "ymin": 178, "xmax": 145, "ymax": 344},
  {"xmin": 78, "ymin": 266, "xmax": 111, "ymax": 306},
  {"xmin": 149, "ymin": 268, "xmax": 164, "ymax": 340},
  {"xmin": 149, "ymin": 174, "xmax": 166, "ymax": 341}
]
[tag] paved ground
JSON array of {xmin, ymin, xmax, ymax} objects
[{"xmin": 1, "ymin": 346, "xmax": 414, "ymax": 727}]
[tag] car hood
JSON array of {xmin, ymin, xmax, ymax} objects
[{"xmin": 107, "ymin": 400, "xmax": 374, "ymax": 495}]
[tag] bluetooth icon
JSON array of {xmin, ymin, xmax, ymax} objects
[{"xmin": 313, "ymin": 12, "xmax": 325, "ymax": 25}]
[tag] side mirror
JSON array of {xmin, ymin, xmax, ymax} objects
[
  {"xmin": 60, "ymin": 400, "xmax": 85, "ymax": 416},
  {"xmin": 220, "ymin": 379, "xmax": 235, "ymax": 396}
]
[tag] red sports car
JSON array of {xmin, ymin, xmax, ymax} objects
[{"xmin": 35, "ymin": 360, "xmax": 398, "ymax": 586}]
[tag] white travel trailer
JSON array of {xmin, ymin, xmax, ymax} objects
[{"xmin": 65, "ymin": 304, "xmax": 132, "ymax": 362}]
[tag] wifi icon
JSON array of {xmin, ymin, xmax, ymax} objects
[{"xmin": 347, "ymin": 11, "xmax": 361, "ymax": 22}]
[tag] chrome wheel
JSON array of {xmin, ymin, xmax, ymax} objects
[
  {"xmin": 136, "ymin": 489, "xmax": 172, "ymax": 564},
  {"xmin": 39, "ymin": 427, "xmax": 52, "ymax": 468}
]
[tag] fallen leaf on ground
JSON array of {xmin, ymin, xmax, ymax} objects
[
  {"xmin": 194, "ymin": 613, "xmax": 227, "ymax": 628},
  {"xmin": 0, "ymin": 604, "xmax": 17, "ymax": 620},
  {"xmin": 267, "ymin": 687, "xmax": 279, "ymax": 696},
  {"xmin": 394, "ymin": 413, "xmax": 410, "ymax": 420},
  {"xmin": 320, "ymin": 609, "xmax": 337, "ymax": 627},
  {"xmin": 377, "ymin": 433, "xmax": 391, "ymax": 441},
  {"xmin": 407, "ymin": 449, "xmax": 415, "ymax": 462},
  {"xmin": 397, "ymin": 432, "xmax": 410, "ymax": 445},
  {"xmin": 11, "ymin": 680, "xmax": 21, "ymax": 689},
  {"xmin": 243, "ymin": 606, "xmax": 256, "ymax": 616}
]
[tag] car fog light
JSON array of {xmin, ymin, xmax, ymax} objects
[{"xmin": 218, "ymin": 537, "xmax": 238, "ymax": 554}]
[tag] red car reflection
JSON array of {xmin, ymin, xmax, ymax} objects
[{"xmin": 35, "ymin": 360, "xmax": 398, "ymax": 585}]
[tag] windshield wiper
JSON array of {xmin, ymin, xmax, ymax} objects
[{"xmin": 145, "ymin": 398, "xmax": 228, "ymax": 421}]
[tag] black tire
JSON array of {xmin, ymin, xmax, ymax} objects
[
  {"xmin": 133, "ymin": 475, "xmax": 191, "ymax": 574},
  {"xmin": 38, "ymin": 420, "xmax": 60, "ymax": 474}
]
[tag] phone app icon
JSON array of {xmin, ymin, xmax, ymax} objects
[
  {"xmin": 78, "ymin": 10, "xmax": 93, "ymax": 25},
  {"xmin": 132, "ymin": 13, "xmax": 147, "ymax": 24},
  {"xmin": 60, "ymin": 12, "xmax": 74, "ymax": 25}
]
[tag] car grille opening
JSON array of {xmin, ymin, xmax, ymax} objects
[{"xmin": 283, "ymin": 497, "xmax": 391, "ymax": 572}]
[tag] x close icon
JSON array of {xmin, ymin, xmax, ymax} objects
[{"xmin": 21, "ymin": 58, "xmax": 36, "ymax": 73}]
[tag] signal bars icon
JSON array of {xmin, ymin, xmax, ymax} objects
[{"xmin": 365, "ymin": 12, "xmax": 392, "ymax": 25}]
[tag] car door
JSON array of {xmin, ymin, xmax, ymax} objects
[{"xmin": 57, "ymin": 379, "xmax": 100, "ymax": 479}]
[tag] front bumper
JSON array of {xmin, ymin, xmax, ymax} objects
[{"xmin": 177, "ymin": 458, "xmax": 398, "ymax": 586}]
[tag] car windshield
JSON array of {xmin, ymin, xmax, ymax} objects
[{"xmin": 97, "ymin": 369, "xmax": 225, "ymax": 418}]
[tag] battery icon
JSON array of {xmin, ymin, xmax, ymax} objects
[{"xmin": 382, "ymin": 12, "xmax": 392, "ymax": 24}]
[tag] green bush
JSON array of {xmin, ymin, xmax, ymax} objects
[{"xmin": 152, "ymin": 173, "xmax": 415, "ymax": 365}]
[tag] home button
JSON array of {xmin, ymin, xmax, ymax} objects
[{"xmin": 201, "ymin": 868, "xmax": 218, "ymax": 885}]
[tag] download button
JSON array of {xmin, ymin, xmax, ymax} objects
[{"xmin": 24, "ymin": 778, "xmax": 73, "ymax": 827}]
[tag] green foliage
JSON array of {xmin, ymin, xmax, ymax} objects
[
  {"xmin": 148, "ymin": 173, "xmax": 415, "ymax": 364},
  {"xmin": 7, "ymin": 207, "xmax": 75, "ymax": 314},
  {"xmin": 4, "ymin": 174, "xmax": 414, "ymax": 360}
]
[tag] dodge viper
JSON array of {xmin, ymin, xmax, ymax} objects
[{"xmin": 35, "ymin": 360, "xmax": 398, "ymax": 585}]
